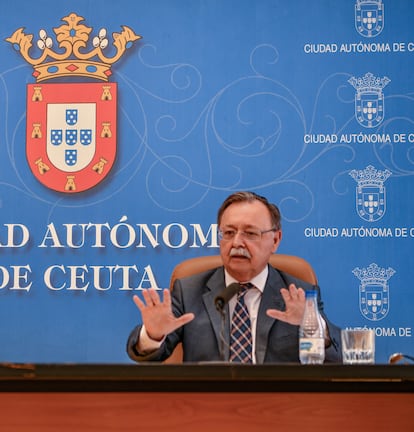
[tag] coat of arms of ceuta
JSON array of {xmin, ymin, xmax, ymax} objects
[{"xmin": 6, "ymin": 13, "xmax": 141, "ymax": 193}]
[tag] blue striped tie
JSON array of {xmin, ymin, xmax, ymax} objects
[{"xmin": 230, "ymin": 283, "xmax": 253, "ymax": 363}]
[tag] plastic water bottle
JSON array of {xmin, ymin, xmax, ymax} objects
[{"xmin": 299, "ymin": 290, "xmax": 325, "ymax": 364}]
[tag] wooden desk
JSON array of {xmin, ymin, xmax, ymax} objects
[{"xmin": 0, "ymin": 364, "xmax": 413, "ymax": 431}]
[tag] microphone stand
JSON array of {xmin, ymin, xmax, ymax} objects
[
  {"xmin": 214, "ymin": 283, "xmax": 241, "ymax": 362},
  {"xmin": 218, "ymin": 308, "xmax": 227, "ymax": 362}
]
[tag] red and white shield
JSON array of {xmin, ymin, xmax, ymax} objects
[{"xmin": 26, "ymin": 82, "xmax": 117, "ymax": 193}]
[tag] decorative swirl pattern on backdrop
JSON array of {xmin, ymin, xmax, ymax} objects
[
  {"xmin": 130, "ymin": 43, "xmax": 360, "ymax": 220},
  {"xmin": 2, "ymin": 42, "xmax": 414, "ymax": 221}
]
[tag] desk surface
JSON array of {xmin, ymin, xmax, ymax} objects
[
  {"xmin": 1, "ymin": 364, "xmax": 414, "ymax": 431},
  {"xmin": 1, "ymin": 363, "xmax": 413, "ymax": 392}
]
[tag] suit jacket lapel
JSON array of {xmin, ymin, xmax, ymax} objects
[{"xmin": 255, "ymin": 266, "xmax": 286, "ymax": 364}]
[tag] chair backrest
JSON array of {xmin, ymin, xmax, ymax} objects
[
  {"xmin": 169, "ymin": 254, "xmax": 317, "ymax": 289},
  {"xmin": 164, "ymin": 254, "xmax": 317, "ymax": 363}
]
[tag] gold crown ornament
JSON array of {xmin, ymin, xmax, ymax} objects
[{"xmin": 6, "ymin": 12, "xmax": 141, "ymax": 82}]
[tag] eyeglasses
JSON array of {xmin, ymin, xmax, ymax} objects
[{"xmin": 218, "ymin": 227, "xmax": 277, "ymax": 242}]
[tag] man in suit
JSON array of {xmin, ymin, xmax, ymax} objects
[{"xmin": 127, "ymin": 191, "xmax": 342, "ymax": 363}]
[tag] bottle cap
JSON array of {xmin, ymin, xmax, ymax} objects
[{"xmin": 305, "ymin": 289, "xmax": 317, "ymax": 298}]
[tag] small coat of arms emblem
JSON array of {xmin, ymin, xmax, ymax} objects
[
  {"xmin": 353, "ymin": 263, "xmax": 395, "ymax": 321},
  {"xmin": 355, "ymin": 0, "xmax": 384, "ymax": 38},
  {"xmin": 6, "ymin": 13, "xmax": 141, "ymax": 193},
  {"xmin": 348, "ymin": 72, "xmax": 390, "ymax": 129},
  {"xmin": 349, "ymin": 165, "xmax": 392, "ymax": 222}
]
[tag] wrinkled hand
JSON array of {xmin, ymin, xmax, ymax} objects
[
  {"xmin": 266, "ymin": 283, "xmax": 306, "ymax": 325},
  {"xmin": 133, "ymin": 288, "xmax": 194, "ymax": 341}
]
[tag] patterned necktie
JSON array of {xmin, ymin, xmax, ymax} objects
[{"xmin": 229, "ymin": 283, "xmax": 253, "ymax": 363}]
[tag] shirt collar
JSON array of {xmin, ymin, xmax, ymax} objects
[{"xmin": 224, "ymin": 265, "xmax": 268, "ymax": 294}]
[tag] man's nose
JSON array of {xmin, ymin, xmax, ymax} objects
[{"xmin": 232, "ymin": 231, "xmax": 245, "ymax": 245}]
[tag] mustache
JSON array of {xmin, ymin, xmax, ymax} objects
[{"xmin": 229, "ymin": 248, "xmax": 251, "ymax": 259}]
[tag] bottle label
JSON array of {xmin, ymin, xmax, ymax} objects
[{"xmin": 299, "ymin": 337, "xmax": 324, "ymax": 354}]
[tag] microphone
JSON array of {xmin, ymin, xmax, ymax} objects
[
  {"xmin": 388, "ymin": 352, "xmax": 414, "ymax": 364},
  {"xmin": 214, "ymin": 283, "xmax": 241, "ymax": 312}
]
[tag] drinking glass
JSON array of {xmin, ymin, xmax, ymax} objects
[{"xmin": 341, "ymin": 328, "xmax": 375, "ymax": 364}]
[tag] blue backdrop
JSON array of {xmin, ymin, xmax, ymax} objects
[{"xmin": 0, "ymin": 0, "xmax": 412, "ymax": 363}]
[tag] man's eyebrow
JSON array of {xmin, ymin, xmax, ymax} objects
[{"xmin": 222, "ymin": 224, "xmax": 258, "ymax": 229}]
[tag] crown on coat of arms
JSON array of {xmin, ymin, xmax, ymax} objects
[
  {"xmin": 348, "ymin": 72, "xmax": 390, "ymax": 94},
  {"xmin": 356, "ymin": 0, "xmax": 382, "ymax": 6},
  {"xmin": 349, "ymin": 165, "xmax": 392, "ymax": 187},
  {"xmin": 352, "ymin": 263, "xmax": 395, "ymax": 283},
  {"xmin": 6, "ymin": 12, "xmax": 141, "ymax": 82}
]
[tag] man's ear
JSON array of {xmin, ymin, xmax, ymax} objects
[{"xmin": 272, "ymin": 230, "xmax": 282, "ymax": 252}]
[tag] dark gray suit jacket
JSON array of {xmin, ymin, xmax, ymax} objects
[{"xmin": 127, "ymin": 265, "xmax": 342, "ymax": 363}]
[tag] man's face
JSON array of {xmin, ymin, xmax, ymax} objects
[{"xmin": 219, "ymin": 200, "xmax": 282, "ymax": 282}]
